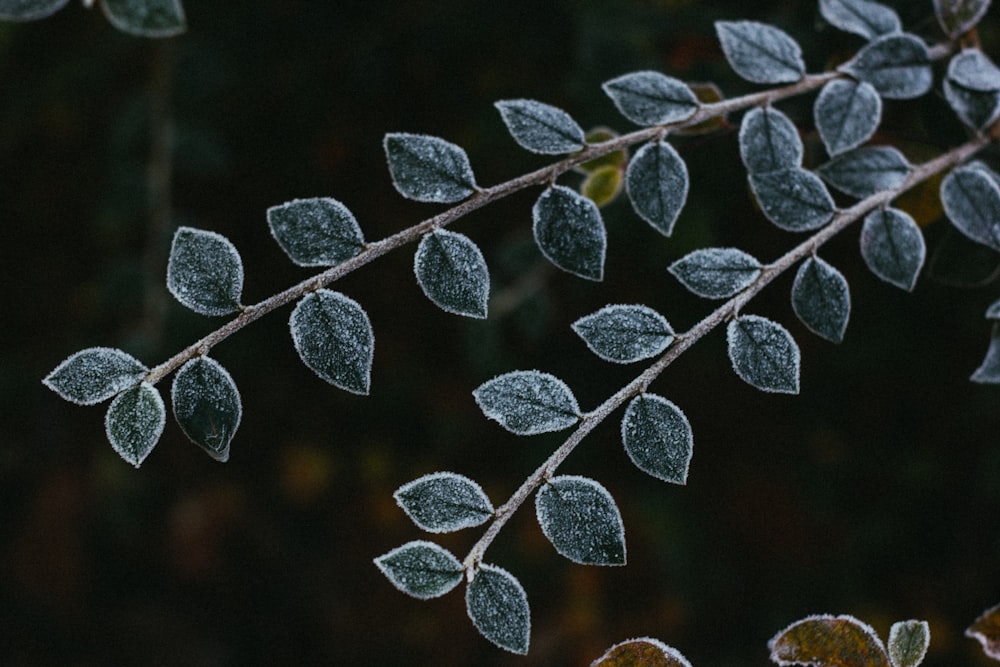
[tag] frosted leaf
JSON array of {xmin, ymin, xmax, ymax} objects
[
  {"xmin": 267, "ymin": 197, "xmax": 365, "ymax": 268},
  {"xmin": 625, "ymin": 141, "xmax": 689, "ymax": 236},
  {"xmin": 533, "ymin": 185, "xmax": 606, "ymax": 281},
  {"xmin": 669, "ymin": 247, "xmax": 762, "ymax": 299},
  {"xmin": 571, "ymin": 304, "xmax": 674, "ymax": 364},
  {"xmin": 466, "ymin": 563, "xmax": 530, "ymax": 654},
  {"xmin": 601, "ymin": 71, "xmax": 699, "ymax": 127},
  {"xmin": 100, "ymin": 0, "xmax": 185, "ymax": 37},
  {"xmin": 384, "ymin": 133, "xmax": 478, "ymax": 203},
  {"xmin": 43, "ymin": 347, "xmax": 147, "ymax": 406},
  {"xmin": 374, "ymin": 541, "xmax": 464, "ymax": 600},
  {"xmin": 769, "ymin": 614, "xmax": 891, "ymax": 667},
  {"xmin": 494, "ymin": 99, "xmax": 585, "ymax": 155},
  {"xmin": 171, "ymin": 356, "xmax": 241, "ymax": 463},
  {"xmin": 819, "ymin": 0, "xmax": 901, "ymax": 40},
  {"xmin": 971, "ymin": 323, "xmax": 1000, "ymax": 383},
  {"xmin": 814, "ymin": 79, "xmax": 882, "ymax": 156},
  {"xmin": 289, "ymin": 289, "xmax": 374, "ymax": 395},
  {"xmin": 580, "ymin": 165, "xmax": 624, "ymax": 208},
  {"xmin": 715, "ymin": 21, "xmax": 806, "ymax": 84},
  {"xmin": 943, "ymin": 78, "xmax": 1000, "ymax": 130},
  {"xmin": 948, "ymin": 49, "xmax": 1000, "ymax": 92},
  {"xmin": 472, "ymin": 370, "xmax": 580, "ymax": 435},
  {"xmin": 860, "ymin": 208, "xmax": 926, "ymax": 291},
  {"xmin": 888, "ymin": 620, "xmax": 930, "ymax": 667},
  {"xmin": 987, "ymin": 297, "xmax": 1000, "ymax": 319},
  {"xmin": 414, "ymin": 229, "xmax": 489, "ymax": 319},
  {"xmin": 839, "ymin": 34, "xmax": 932, "ymax": 100},
  {"xmin": 966, "ymin": 602, "xmax": 1000, "ymax": 660},
  {"xmin": 166, "ymin": 227, "xmax": 244, "ymax": 316},
  {"xmin": 940, "ymin": 165, "xmax": 1000, "ymax": 252},
  {"xmin": 749, "ymin": 168, "xmax": 835, "ymax": 232},
  {"xmin": 621, "ymin": 394, "xmax": 693, "ymax": 484},
  {"xmin": 792, "ymin": 257, "xmax": 851, "ymax": 343},
  {"xmin": 727, "ymin": 315, "xmax": 801, "ymax": 394},
  {"xmin": 393, "ymin": 472, "xmax": 494, "ymax": 533},
  {"xmin": 535, "ymin": 475, "xmax": 626, "ymax": 566},
  {"xmin": 739, "ymin": 106, "xmax": 803, "ymax": 175},
  {"xmin": 105, "ymin": 382, "xmax": 165, "ymax": 468},
  {"xmin": 816, "ymin": 146, "xmax": 910, "ymax": 199},
  {"xmin": 0, "ymin": 0, "xmax": 69, "ymax": 20},
  {"xmin": 935, "ymin": 0, "xmax": 991, "ymax": 38},
  {"xmin": 592, "ymin": 638, "xmax": 693, "ymax": 667}
]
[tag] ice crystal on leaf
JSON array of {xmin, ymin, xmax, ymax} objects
[
  {"xmin": 289, "ymin": 290, "xmax": 374, "ymax": 394},
  {"xmin": 572, "ymin": 304, "xmax": 674, "ymax": 364},
  {"xmin": 592, "ymin": 638, "xmax": 693, "ymax": 667},
  {"xmin": 533, "ymin": 185, "xmax": 606, "ymax": 281},
  {"xmin": 887, "ymin": 620, "xmax": 930, "ymax": 667},
  {"xmin": 625, "ymin": 140, "xmax": 689, "ymax": 237},
  {"xmin": 105, "ymin": 382, "xmax": 165, "ymax": 468},
  {"xmin": 749, "ymin": 168, "xmax": 835, "ymax": 232},
  {"xmin": 839, "ymin": 34, "xmax": 932, "ymax": 99},
  {"xmin": 819, "ymin": 0, "xmax": 901, "ymax": 40},
  {"xmin": 602, "ymin": 71, "xmax": 699, "ymax": 127},
  {"xmin": 769, "ymin": 614, "xmax": 891, "ymax": 667},
  {"xmin": 466, "ymin": 563, "xmax": 530, "ymax": 654},
  {"xmin": 166, "ymin": 227, "xmax": 244, "ymax": 317},
  {"xmin": 814, "ymin": 79, "xmax": 882, "ymax": 156},
  {"xmin": 791, "ymin": 256, "xmax": 851, "ymax": 344},
  {"xmin": 473, "ymin": 370, "xmax": 580, "ymax": 435},
  {"xmin": 669, "ymin": 247, "xmax": 762, "ymax": 299},
  {"xmin": 374, "ymin": 540, "xmax": 464, "ymax": 600},
  {"xmin": 739, "ymin": 106, "xmax": 803, "ymax": 175},
  {"xmin": 393, "ymin": 472, "xmax": 494, "ymax": 533},
  {"xmin": 715, "ymin": 21, "xmax": 806, "ymax": 84},
  {"xmin": 727, "ymin": 315, "xmax": 801, "ymax": 394},
  {"xmin": 941, "ymin": 165, "xmax": 1000, "ymax": 253},
  {"xmin": 535, "ymin": 475, "xmax": 626, "ymax": 566},
  {"xmin": 494, "ymin": 99, "xmax": 585, "ymax": 155},
  {"xmin": 621, "ymin": 394, "xmax": 693, "ymax": 484},
  {"xmin": 384, "ymin": 133, "xmax": 478, "ymax": 203},
  {"xmin": 934, "ymin": 0, "xmax": 992, "ymax": 39},
  {"xmin": 816, "ymin": 146, "xmax": 910, "ymax": 199},
  {"xmin": 859, "ymin": 208, "xmax": 926, "ymax": 291},
  {"xmin": 414, "ymin": 229, "xmax": 489, "ymax": 319},
  {"xmin": 44, "ymin": 347, "xmax": 147, "ymax": 406},
  {"xmin": 267, "ymin": 197, "xmax": 365, "ymax": 268},
  {"xmin": 171, "ymin": 356, "xmax": 242, "ymax": 462}
]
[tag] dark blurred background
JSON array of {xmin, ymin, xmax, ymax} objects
[{"xmin": 3, "ymin": 1, "xmax": 1000, "ymax": 665}]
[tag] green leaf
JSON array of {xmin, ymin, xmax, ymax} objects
[
  {"xmin": 887, "ymin": 620, "xmax": 930, "ymax": 667},
  {"xmin": 473, "ymin": 370, "xmax": 580, "ymax": 435},
  {"xmin": 601, "ymin": 71, "xmax": 699, "ymax": 127},
  {"xmin": 739, "ymin": 106, "xmax": 803, "ymax": 175},
  {"xmin": 393, "ymin": 472, "xmax": 494, "ymax": 533},
  {"xmin": 669, "ymin": 247, "xmax": 763, "ymax": 299},
  {"xmin": 940, "ymin": 165, "xmax": 1000, "ymax": 253},
  {"xmin": 171, "ymin": 356, "xmax": 242, "ymax": 463},
  {"xmin": 860, "ymin": 208, "xmax": 926, "ymax": 291},
  {"xmin": 494, "ymin": 99, "xmax": 585, "ymax": 155},
  {"xmin": 105, "ymin": 382, "xmax": 165, "ymax": 468},
  {"xmin": 384, "ymin": 133, "xmax": 478, "ymax": 203},
  {"xmin": 289, "ymin": 290, "xmax": 374, "ymax": 394},
  {"xmin": 466, "ymin": 563, "xmax": 530, "ymax": 654},
  {"xmin": 166, "ymin": 227, "xmax": 244, "ymax": 316},
  {"xmin": 934, "ymin": 0, "xmax": 991, "ymax": 38},
  {"xmin": 791, "ymin": 257, "xmax": 851, "ymax": 343},
  {"xmin": 715, "ymin": 20, "xmax": 806, "ymax": 84},
  {"xmin": 948, "ymin": 49, "xmax": 1000, "ymax": 92},
  {"xmin": 414, "ymin": 230, "xmax": 490, "ymax": 319},
  {"xmin": 839, "ymin": 33, "xmax": 932, "ymax": 100},
  {"xmin": 749, "ymin": 168, "xmax": 836, "ymax": 232},
  {"xmin": 0, "ymin": 0, "xmax": 69, "ymax": 21},
  {"xmin": 374, "ymin": 541, "xmax": 464, "ymax": 600},
  {"xmin": 580, "ymin": 165, "xmax": 624, "ymax": 208},
  {"xmin": 625, "ymin": 140, "xmax": 689, "ymax": 237},
  {"xmin": 267, "ymin": 197, "xmax": 365, "ymax": 268},
  {"xmin": 727, "ymin": 315, "xmax": 801, "ymax": 394},
  {"xmin": 971, "ymin": 323, "xmax": 1000, "ymax": 384},
  {"xmin": 572, "ymin": 304, "xmax": 674, "ymax": 364},
  {"xmin": 966, "ymin": 602, "xmax": 1000, "ymax": 661},
  {"xmin": 592, "ymin": 638, "xmax": 693, "ymax": 667},
  {"xmin": 43, "ymin": 347, "xmax": 147, "ymax": 406},
  {"xmin": 814, "ymin": 80, "xmax": 882, "ymax": 157},
  {"xmin": 817, "ymin": 146, "xmax": 910, "ymax": 199},
  {"xmin": 100, "ymin": 0, "xmax": 186, "ymax": 37},
  {"xmin": 533, "ymin": 185, "xmax": 606, "ymax": 281},
  {"xmin": 535, "ymin": 475, "xmax": 626, "ymax": 566},
  {"xmin": 621, "ymin": 394, "xmax": 693, "ymax": 484},
  {"xmin": 770, "ymin": 615, "xmax": 891, "ymax": 667}
]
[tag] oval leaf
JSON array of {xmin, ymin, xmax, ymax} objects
[
  {"xmin": 494, "ymin": 99, "xmax": 585, "ymax": 155},
  {"xmin": 814, "ymin": 79, "xmax": 883, "ymax": 156},
  {"xmin": 374, "ymin": 540, "xmax": 463, "ymax": 600},
  {"xmin": 384, "ymin": 133, "xmax": 478, "ymax": 203},
  {"xmin": 817, "ymin": 146, "xmax": 910, "ymax": 199},
  {"xmin": 100, "ymin": 0, "xmax": 186, "ymax": 37},
  {"xmin": 940, "ymin": 165, "xmax": 1000, "ymax": 252},
  {"xmin": 935, "ymin": 0, "xmax": 991, "ymax": 38},
  {"xmin": 533, "ymin": 185, "xmax": 606, "ymax": 280},
  {"xmin": 739, "ymin": 106, "xmax": 803, "ymax": 175},
  {"xmin": 971, "ymin": 323, "xmax": 1000, "ymax": 384},
  {"xmin": 727, "ymin": 315, "xmax": 801, "ymax": 394},
  {"xmin": 289, "ymin": 289, "xmax": 374, "ymax": 394},
  {"xmin": 625, "ymin": 140, "xmax": 690, "ymax": 237},
  {"xmin": 466, "ymin": 563, "xmax": 530, "ymax": 654},
  {"xmin": 171, "ymin": 356, "xmax": 242, "ymax": 463},
  {"xmin": 888, "ymin": 620, "xmax": 930, "ymax": 667},
  {"xmin": 581, "ymin": 165, "xmax": 624, "ymax": 208},
  {"xmin": 860, "ymin": 208, "xmax": 926, "ymax": 291},
  {"xmin": 414, "ymin": 229, "xmax": 490, "ymax": 318},
  {"xmin": 791, "ymin": 256, "xmax": 851, "ymax": 343},
  {"xmin": 535, "ymin": 475, "xmax": 626, "ymax": 566},
  {"xmin": 944, "ymin": 78, "xmax": 1000, "ymax": 130},
  {"xmin": 715, "ymin": 20, "xmax": 806, "ymax": 84},
  {"xmin": 572, "ymin": 304, "xmax": 674, "ymax": 364},
  {"xmin": 44, "ymin": 347, "xmax": 147, "ymax": 406},
  {"xmin": 0, "ymin": 0, "xmax": 69, "ymax": 20},
  {"xmin": 393, "ymin": 472, "xmax": 494, "ymax": 533},
  {"xmin": 267, "ymin": 197, "xmax": 365, "ymax": 267},
  {"xmin": 749, "ymin": 168, "xmax": 836, "ymax": 232},
  {"xmin": 839, "ymin": 33, "xmax": 932, "ymax": 100},
  {"xmin": 669, "ymin": 247, "xmax": 763, "ymax": 299},
  {"xmin": 770, "ymin": 614, "xmax": 891, "ymax": 667},
  {"xmin": 949, "ymin": 49, "xmax": 1000, "ymax": 92},
  {"xmin": 166, "ymin": 227, "xmax": 244, "ymax": 316},
  {"xmin": 105, "ymin": 382, "xmax": 165, "ymax": 468},
  {"xmin": 473, "ymin": 370, "xmax": 580, "ymax": 435},
  {"xmin": 592, "ymin": 638, "xmax": 693, "ymax": 667},
  {"xmin": 602, "ymin": 71, "xmax": 699, "ymax": 127},
  {"xmin": 819, "ymin": 0, "xmax": 901, "ymax": 40},
  {"xmin": 621, "ymin": 394, "xmax": 693, "ymax": 484},
  {"xmin": 966, "ymin": 602, "xmax": 1000, "ymax": 660}
]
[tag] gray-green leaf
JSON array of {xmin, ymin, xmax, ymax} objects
[
  {"xmin": 532, "ymin": 185, "xmax": 606, "ymax": 281},
  {"xmin": 791, "ymin": 256, "xmax": 851, "ymax": 343},
  {"xmin": 749, "ymin": 168, "xmax": 836, "ymax": 232},
  {"xmin": 972, "ymin": 323, "xmax": 1000, "ymax": 384},
  {"xmin": 888, "ymin": 620, "xmax": 931, "ymax": 667},
  {"xmin": 44, "ymin": 347, "xmax": 148, "ymax": 406},
  {"xmin": 839, "ymin": 33, "xmax": 932, "ymax": 99},
  {"xmin": 414, "ymin": 230, "xmax": 489, "ymax": 318},
  {"xmin": 949, "ymin": 49, "xmax": 1000, "ymax": 92},
  {"xmin": 941, "ymin": 165, "xmax": 1000, "ymax": 252},
  {"xmin": 739, "ymin": 106, "xmax": 803, "ymax": 174},
  {"xmin": 374, "ymin": 541, "xmax": 464, "ymax": 600},
  {"xmin": 100, "ymin": 0, "xmax": 185, "ymax": 37},
  {"xmin": 817, "ymin": 146, "xmax": 910, "ymax": 198},
  {"xmin": 727, "ymin": 315, "xmax": 801, "ymax": 394},
  {"xmin": 572, "ymin": 304, "xmax": 674, "ymax": 364},
  {"xmin": 535, "ymin": 475, "xmax": 626, "ymax": 566},
  {"xmin": 105, "ymin": 382, "xmax": 165, "ymax": 468},
  {"xmin": 473, "ymin": 370, "xmax": 580, "ymax": 436},
  {"xmin": 602, "ymin": 71, "xmax": 699, "ymax": 127},
  {"xmin": 0, "ymin": 0, "xmax": 68, "ymax": 20},
  {"xmin": 466, "ymin": 563, "xmax": 530, "ymax": 654},
  {"xmin": 171, "ymin": 356, "xmax": 242, "ymax": 462},
  {"xmin": 814, "ymin": 79, "xmax": 882, "ymax": 156},
  {"xmin": 621, "ymin": 394, "xmax": 693, "ymax": 484},
  {"xmin": 267, "ymin": 197, "xmax": 365, "ymax": 267},
  {"xmin": 494, "ymin": 99, "xmax": 585, "ymax": 155},
  {"xmin": 393, "ymin": 472, "xmax": 494, "ymax": 533},
  {"xmin": 715, "ymin": 21, "xmax": 806, "ymax": 84},
  {"xmin": 819, "ymin": 0, "xmax": 901, "ymax": 40},
  {"xmin": 289, "ymin": 290, "xmax": 374, "ymax": 394},
  {"xmin": 384, "ymin": 133, "xmax": 478, "ymax": 203},
  {"xmin": 166, "ymin": 227, "xmax": 244, "ymax": 316},
  {"xmin": 625, "ymin": 140, "xmax": 689, "ymax": 236},
  {"xmin": 944, "ymin": 79, "xmax": 1000, "ymax": 130},
  {"xmin": 935, "ymin": 0, "xmax": 991, "ymax": 38},
  {"xmin": 860, "ymin": 208, "xmax": 926, "ymax": 290},
  {"xmin": 669, "ymin": 247, "xmax": 762, "ymax": 299}
]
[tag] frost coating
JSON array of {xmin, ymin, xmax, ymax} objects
[
  {"xmin": 473, "ymin": 370, "xmax": 580, "ymax": 436},
  {"xmin": 819, "ymin": 0, "xmax": 901, "ymax": 40},
  {"xmin": 888, "ymin": 620, "xmax": 930, "ymax": 667},
  {"xmin": 715, "ymin": 21, "xmax": 805, "ymax": 84},
  {"xmin": 535, "ymin": 475, "xmax": 626, "ymax": 566},
  {"xmin": 466, "ymin": 563, "xmax": 530, "ymax": 654},
  {"xmin": 948, "ymin": 49, "xmax": 1000, "ymax": 92},
  {"xmin": 414, "ymin": 229, "xmax": 489, "ymax": 319},
  {"xmin": 749, "ymin": 168, "xmax": 835, "ymax": 232},
  {"xmin": 601, "ymin": 71, "xmax": 699, "ymax": 127},
  {"xmin": 669, "ymin": 247, "xmax": 762, "ymax": 299},
  {"xmin": 940, "ymin": 166, "xmax": 1000, "ymax": 252},
  {"xmin": 944, "ymin": 50, "xmax": 1000, "ymax": 130},
  {"xmin": 625, "ymin": 141, "xmax": 689, "ymax": 237},
  {"xmin": 739, "ymin": 106, "xmax": 803, "ymax": 175},
  {"xmin": 171, "ymin": 356, "xmax": 242, "ymax": 462},
  {"xmin": 43, "ymin": 347, "xmax": 147, "ymax": 406},
  {"xmin": 967, "ymin": 601, "xmax": 1000, "ymax": 660},
  {"xmin": 770, "ymin": 614, "xmax": 891, "ymax": 667},
  {"xmin": 621, "ymin": 394, "xmax": 693, "ymax": 484},
  {"xmin": 374, "ymin": 540, "xmax": 464, "ymax": 600},
  {"xmin": 0, "ymin": 0, "xmax": 69, "ymax": 21},
  {"xmin": 105, "ymin": 382, "xmax": 165, "ymax": 468},
  {"xmin": 289, "ymin": 289, "xmax": 374, "ymax": 394},
  {"xmin": 727, "ymin": 315, "xmax": 801, "ymax": 394},
  {"xmin": 817, "ymin": 146, "xmax": 910, "ymax": 198},
  {"xmin": 267, "ymin": 197, "xmax": 365, "ymax": 267},
  {"xmin": 814, "ymin": 79, "xmax": 882, "ymax": 156},
  {"xmin": 840, "ymin": 33, "xmax": 932, "ymax": 99},
  {"xmin": 971, "ymin": 323, "xmax": 1000, "ymax": 384},
  {"xmin": 166, "ymin": 227, "xmax": 244, "ymax": 316},
  {"xmin": 935, "ymin": 0, "xmax": 991, "ymax": 38},
  {"xmin": 494, "ymin": 99, "xmax": 585, "ymax": 155},
  {"xmin": 592, "ymin": 637, "xmax": 694, "ymax": 667},
  {"xmin": 393, "ymin": 472, "xmax": 494, "ymax": 533},
  {"xmin": 792, "ymin": 257, "xmax": 851, "ymax": 343},
  {"xmin": 572, "ymin": 304, "xmax": 674, "ymax": 364},
  {"xmin": 384, "ymin": 133, "xmax": 478, "ymax": 203},
  {"xmin": 532, "ymin": 185, "xmax": 606, "ymax": 281},
  {"xmin": 860, "ymin": 208, "xmax": 925, "ymax": 291},
  {"xmin": 101, "ymin": 0, "xmax": 186, "ymax": 37}
]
